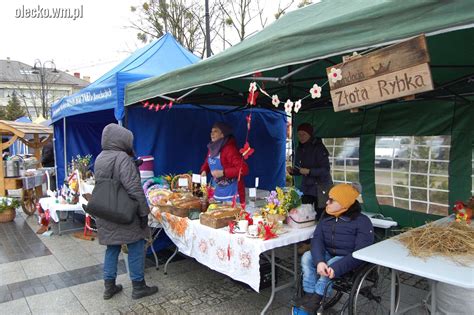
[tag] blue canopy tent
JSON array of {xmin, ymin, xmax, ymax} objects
[{"xmin": 51, "ymin": 33, "xmax": 200, "ymax": 187}]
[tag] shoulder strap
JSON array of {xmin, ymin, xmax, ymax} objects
[{"xmin": 109, "ymin": 156, "xmax": 117, "ymax": 180}]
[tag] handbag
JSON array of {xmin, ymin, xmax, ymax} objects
[
  {"xmin": 287, "ymin": 204, "xmax": 316, "ymax": 229},
  {"xmin": 85, "ymin": 157, "xmax": 138, "ymax": 224}
]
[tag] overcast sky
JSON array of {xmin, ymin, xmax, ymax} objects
[{"xmin": 0, "ymin": 0, "xmax": 309, "ymax": 82}]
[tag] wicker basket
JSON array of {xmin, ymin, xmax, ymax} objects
[
  {"xmin": 157, "ymin": 205, "xmax": 177, "ymax": 214},
  {"xmin": 170, "ymin": 174, "xmax": 193, "ymax": 191},
  {"xmin": 0, "ymin": 208, "xmax": 16, "ymax": 223}
]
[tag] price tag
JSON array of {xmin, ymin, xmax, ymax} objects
[
  {"xmin": 192, "ymin": 174, "xmax": 201, "ymax": 183},
  {"xmin": 200, "ymin": 176, "xmax": 207, "ymax": 186},
  {"xmin": 178, "ymin": 178, "xmax": 188, "ymax": 187},
  {"xmin": 255, "ymin": 177, "xmax": 259, "ymax": 188},
  {"xmin": 249, "ymin": 188, "xmax": 257, "ymax": 198}
]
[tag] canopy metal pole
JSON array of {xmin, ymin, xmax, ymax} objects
[
  {"xmin": 52, "ymin": 126, "xmax": 58, "ymax": 190},
  {"xmin": 177, "ymin": 88, "xmax": 199, "ymax": 101},
  {"xmin": 205, "ymin": 0, "xmax": 211, "ymax": 57},
  {"xmin": 63, "ymin": 117, "xmax": 67, "ymax": 184}
]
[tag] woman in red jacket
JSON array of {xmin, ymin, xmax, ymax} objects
[{"xmin": 200, "ymin": 122, "xmax": 249, "ymax": 206}]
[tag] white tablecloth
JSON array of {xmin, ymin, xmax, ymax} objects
[
  {"xmin": 38, "ymin": 181, "xmax": 94, "ymax": 223},
  {"xmin": 38, "ymin": 197, "xmax": 85, "ymax": 223},
  {"xmin": 154, "ymin": 211, "xmax": 315, "ymax": 292}
]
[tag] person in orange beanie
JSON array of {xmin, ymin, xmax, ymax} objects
[{"xmin": 294, "ymin": 183, "xmax": 374, "ymax": 313}]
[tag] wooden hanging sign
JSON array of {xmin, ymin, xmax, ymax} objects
[{"xmin": 327, "ymin": 35, "xmax": 434, "ymax": 112}]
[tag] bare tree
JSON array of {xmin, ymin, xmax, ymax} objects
[
  {"xmin": 129, "ymin": 0, "xmax": 310, "ymax": 56},
  {"xmin": 213, "ymin": 0, "xmax": 311, "ymax": 45},
  {"xmin": 130, "ymin": 0, "xmax": 223, "ymax": 57}
]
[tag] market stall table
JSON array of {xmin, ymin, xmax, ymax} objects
[
  {"xmin": 154, "ymin": 211, "xmax": 315, "ymax": 314},
  {"xmin": 353, "ymin": 215, "xmax": 474, "ymax": 315},
  {"xmin": 38, "ymin": 196, "xmax": 86, "ymax": 235}
]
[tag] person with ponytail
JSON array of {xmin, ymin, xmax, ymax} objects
[{"xmin": 294, "ymin": 183, "xmax": 374, "ymax": 313}]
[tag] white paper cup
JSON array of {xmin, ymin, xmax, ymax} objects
[{"xmin": 237, "ymin": 220, "xmax": 248, "ymax": 233}]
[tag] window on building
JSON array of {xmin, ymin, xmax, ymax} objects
[
  {"xmin": 323, "ymin": 137, "xmax": 360, "ymax": 185},
  {"xmin": 19, "ymin": 69, "xmax": 35, "ymax": 75},
  {"xmin": 375, "ymin": 136, "xmax": 450, "ymax": 216}
]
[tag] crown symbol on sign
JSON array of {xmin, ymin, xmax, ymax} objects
[{"xmin": 371, "ymin": 61, "xmax": 391, "ymax": 75}]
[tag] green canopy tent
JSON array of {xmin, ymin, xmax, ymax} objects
[{"xmin": 125, "ymin": 0, "xmax": 474, "ymax": 227}]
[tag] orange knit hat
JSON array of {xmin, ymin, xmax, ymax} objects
[{"xmin": 329, "ymin": 184, "xmax": 360, "ymax": 209}]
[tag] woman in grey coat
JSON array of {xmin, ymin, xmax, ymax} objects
[{"xmin": 94, "ymin": 123, "xmax": 158, "ymax": 300}]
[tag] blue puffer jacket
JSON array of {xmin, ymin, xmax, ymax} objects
[{"xmin": 310, "ymin": 203, "xmax": 374, "ymax": 278}]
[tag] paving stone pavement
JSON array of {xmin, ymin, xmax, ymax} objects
[{"xmin": 0, "ymin": 212, "xmax": 431, "ymax": 314}]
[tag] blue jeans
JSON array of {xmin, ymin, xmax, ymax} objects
[
  {"xmin": 301, "ymin": 251, "xmax": 343, "ymax": 296},
  {"xmin": 104, "ymin": 239, "xmax": 145, "ymax": 281}
]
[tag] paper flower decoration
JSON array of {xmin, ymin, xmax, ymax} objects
[
  {"xmin": 142, "ymin": 101, "xmax": 150, "ymax": 108},
  {"xmin": 294, "ymin": 100, "xmax": 302, "ymax": 113},
  {"xmin": 284, "ymin": 99, "xmax": 293, "ymax": 114},
  {"xmin": 239, "ymin": 142, "xmax": 255, "ymax": 160},
  {"xmin": 154, "ymin": 104, "xmax": 160, "ymax": 112},
  {"xmin": 258, "ymin": 222, "xmax": 278, "ymax": 240},
  {"xmin": 272, "ymin": 95, "xmax": 280, "ymax": 107},
  {"xmin": 310, "ymin": 84, "xmax": 322, "ymax": 99},
  {"xmin": 329, "ymin": 68, "xmax": 342, "ymax": 83},
  {"xmin": 249, "ymin": 82, "xmax": 257, "ymax": 93},
  {"xmin": 247, "ymin": 90, "xmax": 259, "ymax": 105},
  {"xmin": 168, "ymin": 101, "xmax": 173, "ymax": 109},
  {"xmin": 246, "ymin": 114, "xmax": 252, "ymax": 131}
]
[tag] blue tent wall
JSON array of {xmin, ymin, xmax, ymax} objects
[
  {"xmin": 54, "ymin": 110, "xmax": 116, "ymax": 186},
  {"xmin": 127, "ymin": 105, "xmax": 286, "ymax": 191}
]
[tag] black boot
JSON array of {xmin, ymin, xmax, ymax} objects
[
  {"xmin": 300, "ymin": 294, "xmax": 323, "ymax": 313},
  {"xmin": 292, "ymin": 292, "xmax": 317, "ymax": 307},
  {"xmin": 132, "ymin": 280, "xmax": 158, "ymax": 300},
  {"xmin": 103, "ymin": 279, "xmax": 123, "ymax": 300}
]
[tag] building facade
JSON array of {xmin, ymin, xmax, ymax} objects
[{"xmin": 0, "ymin": 59, "xmax": 89, "ymax": 119}]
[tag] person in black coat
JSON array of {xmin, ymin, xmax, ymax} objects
[
  {"xmin": 287, "ymin": 123, "xmax": 333, "ymax": 220},
  {"xmin": 41, "ymin": 140, "xmax": 54, "ymax": 167},
  {"xmin": 294, "ymin": 183, "xmax": 374, "ymax": 313}
]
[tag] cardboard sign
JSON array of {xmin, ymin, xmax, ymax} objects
[
  {"xmin": 327, "ymin": 35, "xmax": 433, "ymax": 111},
  {"xmin": 200, "ymin": 176, "xmax": 207, "ymax": 186},
  {"xmin": 192, "ymin": 174, "xmax": 201, "ymax": 183},
  {"xmin": 178, "ymin": 178, "xmax": 188, "ymax": 187},
  {"xmin": 249, "ymin": 188, "xmax": 257, "ymax": 198}
]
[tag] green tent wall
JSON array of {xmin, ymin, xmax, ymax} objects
[{"xmin": 294, "ymin": 99, "xmax": 473, "ymax": 228}]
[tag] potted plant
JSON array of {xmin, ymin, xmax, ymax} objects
[
  {"xmin": 69, "ymin": 154, "xmax": 93, "ymax": 180},
  {"xmin": 0, "ymin": 197, "xmax": 21, "ymax": 223}
]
